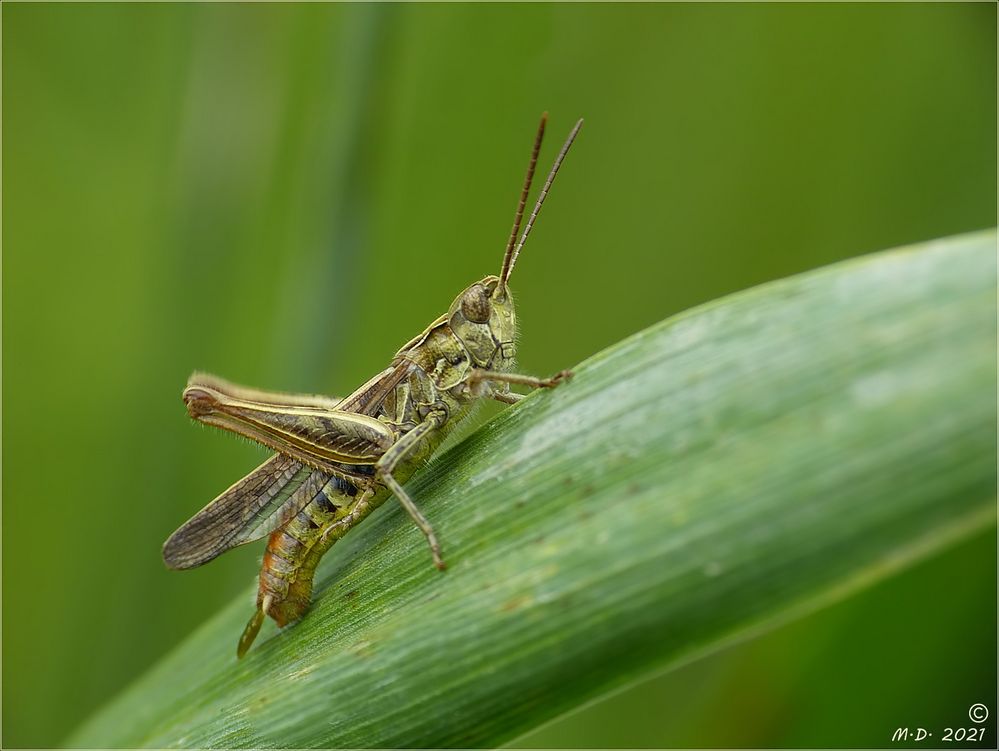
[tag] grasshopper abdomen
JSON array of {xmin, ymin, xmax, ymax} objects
[{"xmin": 257, "ymin": 474, "xmax": 363, "ymax": 626}]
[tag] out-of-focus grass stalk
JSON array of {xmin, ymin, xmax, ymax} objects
[{"xmin": 68, "ymin": 230, "xmax": 996, "ymax": 748}]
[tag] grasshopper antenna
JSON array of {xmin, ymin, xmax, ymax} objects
[
  {"xmin": 499, "ymin": 116, "xmax": 584, "ymax": 289},
  {"xmin": 499, "ymin": 113, "xmax": 547, "ymax": 291}
]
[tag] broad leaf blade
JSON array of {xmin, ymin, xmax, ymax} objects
[{"xmin": 69, "ymin": 230, "xmax": 996, "ymax": 748}]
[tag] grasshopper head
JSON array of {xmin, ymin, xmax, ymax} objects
[{"xmin": 448, "ymin": 275, "xmax": 516, "ymax": 369}]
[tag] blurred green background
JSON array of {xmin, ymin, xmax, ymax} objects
[{"xmin": 3, "ymin": 3, "xmax": 995, "ymax": 748}]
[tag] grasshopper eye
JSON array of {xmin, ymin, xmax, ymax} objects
[{"xmin": 461, "ymin": 284, "xmax": 491, "ymax": 324}]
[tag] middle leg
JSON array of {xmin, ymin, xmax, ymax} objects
[{"xmin": 375, "ymin": 409, "xmax": 448, "ymax": 570}]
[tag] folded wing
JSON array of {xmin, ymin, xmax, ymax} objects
[{"xmin": 163, "ymin": 454, "xmax": 326, "ymax": 569}]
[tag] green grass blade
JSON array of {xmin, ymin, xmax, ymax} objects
[{"xmin": 68, "ymin": 230, "xmax": 997, "ymax": 748}]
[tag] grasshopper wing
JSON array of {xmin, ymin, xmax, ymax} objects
[{"xmin": 163, "ymin": 454, "xmax": 325, "ymax": 569}]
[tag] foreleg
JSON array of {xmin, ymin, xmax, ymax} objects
[{"xmin": 469, "ymin": 368, "xmax": 573, "ymax": 401}]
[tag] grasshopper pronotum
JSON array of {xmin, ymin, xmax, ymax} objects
[{"xmin": 163, "ymin": 114, "xmax": 582, "ymax": 657}]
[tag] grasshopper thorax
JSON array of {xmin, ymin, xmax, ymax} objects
[{"xmin": 447, "ymin": 275, "xmax": 516, "ymax": 369}]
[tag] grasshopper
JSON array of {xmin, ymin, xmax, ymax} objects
[{"xmin": 163, "ymin": 114, "xmax": 582, "ymax": 658}]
